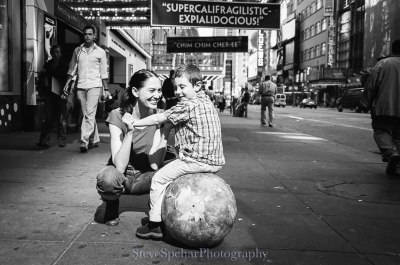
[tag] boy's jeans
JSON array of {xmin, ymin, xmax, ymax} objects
[
  {"xmin": 149, "ymin": 158, "xmax": 221, "ymax": 222},
  {"xmin": 77, "ymin": 87, "xmax": 101, "ymax": 145}
]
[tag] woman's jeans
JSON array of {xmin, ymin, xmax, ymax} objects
[{"xmin": 96, "ymin": 165, "xmax": 156, "ymax": 201}]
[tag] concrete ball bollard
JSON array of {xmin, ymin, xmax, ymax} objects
[{"xmin": 161, "ymin": 173, "xmax": 237, "ymax": 248}]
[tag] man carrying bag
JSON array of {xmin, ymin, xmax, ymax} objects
[{"xmin": 62, "ymin": 25, "xmax": 110, "ymax": 153}]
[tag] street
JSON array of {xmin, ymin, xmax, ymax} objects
[
  {"xmin": 264, "ymin": 106, "xmax": 378, "ymax": 156},
  {"xmin": 0, "ymin": 106, "xmax": 399, "ymax": 265}
]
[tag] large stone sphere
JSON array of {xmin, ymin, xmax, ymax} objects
[{"xmin": 161, "ymin": 173, "xmax": 237, "ymax": 248}]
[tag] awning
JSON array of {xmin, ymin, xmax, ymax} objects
[{"xmin": 309, "ymin": 81, "xmax": 345, "ymax": 88}]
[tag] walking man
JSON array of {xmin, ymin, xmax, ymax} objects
[
  {"xmin": 260, "ymin": 75, "xmax": 277, "ymax": 127},
  {"xmin": 62, "ymin": 25, "xmax": 110, "ymax": 152},
  {"xmin": 361, "ymin": 39, "xmax": 400, "ymax": 176}
]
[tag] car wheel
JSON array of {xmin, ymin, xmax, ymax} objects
[
  {"xmin": 355, "ymin": 105, "xmax": 362, "ymax": 113},
  {"xmin": 338, "ymin": 105, "xmax": 343, "ymax": 112}
]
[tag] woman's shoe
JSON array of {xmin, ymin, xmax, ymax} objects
[
  {"xmin": 104, "ymin": 199, "xmax": 120, "ymax": 226},
  {"xmin": 105, "ymin": 218, "xmax": 119, "ymax": 226}
]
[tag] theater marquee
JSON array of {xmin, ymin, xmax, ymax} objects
[
  {"xmin": 167, "ymin": 36, "xmax": 248, "ymax": 53},
  {"xmin": 151, "ymin": 0, "xmax": 280, "ymax": 30}
]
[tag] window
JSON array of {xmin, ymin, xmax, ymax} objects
[
  {"xmin": 310, "ymin": 47, "xmax": 315, "ymax": 59},
  {"xmin": 298, "ymin": 12, "xmax": 303, "ymax": 22},
  {"xmin": 305, "ymin": 28, "xmax": 310, "ymax": 39},
  {"xmin": 322, "ymin": 18, "xmax": 328, "ymax": 31},
  {"xmin": 316, "ymin": 21, "xmax": 321, "ymax": 34},
  {"xmin": 305, "ymin": 49, "xmax": 309, "ymax": 60},
  {"xmin": 311, "ymin": 1, "xmax": 316, "ymax": 13},
  {"xmin": 316, "ymin": 0, "xmax": 322, "ymax": 10},
  {"xmin": 321, "ymin": 42, "xmax": 326, "ymax": 55},
  {"xmin": 310, "ymin": 25, "xmax": 315, "ymax": 37},
  {"xmin": 315, "ymin": 45, "xmax": 320, "ymax": 57},
  {"xmin": 307, "ymin": 6, "xmax": 312, "ymax": 16},
  {"xmin": 287, "ymin": 0, "xmax": 294, "ymax": 15},
  {"xmin": 339, "ymin": 32, "xmax": 350, "ymax": 42}
]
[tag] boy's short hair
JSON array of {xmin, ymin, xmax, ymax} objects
[{"xmin": 174, "ymin": 64, "xmax": 203, "ymax": 86}]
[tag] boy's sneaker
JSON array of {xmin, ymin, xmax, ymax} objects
[
  {"xmin": 386, "ymin": 154, "xmax": 400, "ymax": 175},
  {"xmin": 136, "ymin": 221, "xmax": 163, "ymax": 239}
]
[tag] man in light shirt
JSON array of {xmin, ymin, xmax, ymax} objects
[{"xmin": 62, "ymin": 25, "xmax": 110, "ymax": 152}]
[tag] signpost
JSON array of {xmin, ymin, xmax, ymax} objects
[
  {"xmin": 167, "ymin": 36, "xmax": 248, "ymax": 53},
  {"xmin": 151, "ymin": 0, "xmax": 280, "ymax": 30}
]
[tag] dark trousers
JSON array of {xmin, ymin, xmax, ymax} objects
[
  {"xmin": 372, "ymin": 116, "xmax": 400, "ymax": 161},
  {"xmin": 38, "ymin": 93, "xmax": 67, "ymax": 146}
]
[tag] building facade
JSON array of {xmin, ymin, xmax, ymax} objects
[
  {"xmin": 0, "ymin": 0, "xmax": 24, "ymax": 133},
  {"xmin": 0, "ymin": 0, "xmax": 151, "ymax": 133}
]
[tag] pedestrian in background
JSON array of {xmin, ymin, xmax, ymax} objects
[
  {"xmin": 260, "ymin": 75, "xmax": 277, "ymax": 127},
  {"xmin": 62, "ymin": 25, "xmax": 110, "ymax": 153},
  {"xmin": 36, "ymin": 45, "xmax": 69, "ymax": 149},
  {"xmin": 361, "ymin": 39, "xmax": 400, "ymax": 176},
  {"xmin": 217, "ymin": 92, "xmax": 226, "ymax": 112},
  {"xmin": 205, "ymin": 85, "xmax": 216, "ymax": 104},
  {"xmin": 234, "ymin": 86, "xmax": 250, "ymax": 117},
  {"xmin": 161, "ymin": 69, "xmax": 178, "ymax": 110}
]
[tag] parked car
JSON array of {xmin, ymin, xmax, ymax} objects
[
  {"xmin": 299, "ymin": 98, "xmax": 317, "ymax": 109},
  {"xmin": 274, "ymin": 94, "xmax": 286, "ymax": 107},
  {"xmin": 336, "ymin": 88, "xmax": 366, "ymax": 113}
]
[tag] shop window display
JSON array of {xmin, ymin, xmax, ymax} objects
[{"xmin": 0, "ymin": 0, "xmax": 8, "ymax": 92}]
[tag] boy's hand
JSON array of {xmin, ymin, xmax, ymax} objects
[{"xmin": 122, "ymin": 113, "xmax": 136, "ymax": 131}]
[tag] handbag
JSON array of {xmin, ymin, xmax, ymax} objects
[
  {"xmin": 100, "ymin": 86, "xmax": 112, "ymax": 102},
  {"xmin": 62, "ymin": 47, "xmax": 82, "ymax": 99}
]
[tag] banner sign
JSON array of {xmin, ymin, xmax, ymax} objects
[
  {"xmin": 151, "ymin": 0, "xmax": 280, "ymax": 30},
  {"xmin": 167, "ymin": 36, "xmax": 248, "ymax": 53}
]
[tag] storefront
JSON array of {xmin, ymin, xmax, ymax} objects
[
  {"xmin": 0, "ymin": 0, "xmax": 23, "ymax": 133},
  {"xmin": 22, "ymin": 0, "xmax": 89, "ymax": 131}
]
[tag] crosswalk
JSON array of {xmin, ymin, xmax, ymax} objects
[{"xmin": 255, "ymin": 131, "xmax": 327, "ymax": 141}]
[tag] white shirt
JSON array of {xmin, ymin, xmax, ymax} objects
[{"xmin": 68, "ymin": 43, "xmax": 108, "ymax": 89}]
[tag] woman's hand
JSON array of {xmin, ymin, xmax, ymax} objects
[{"xmin": 122, "ymin": 113, "xmax": 136, "ymax": 131}]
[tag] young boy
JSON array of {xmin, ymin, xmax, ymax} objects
[{"xmin": 123, "ymin": 64, "xmax": 225, "ymax": 239}]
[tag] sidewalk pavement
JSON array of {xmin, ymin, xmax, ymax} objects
[{"xmin": 0, "ymin": 107, "xmax": 400, "ymax": 265}]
